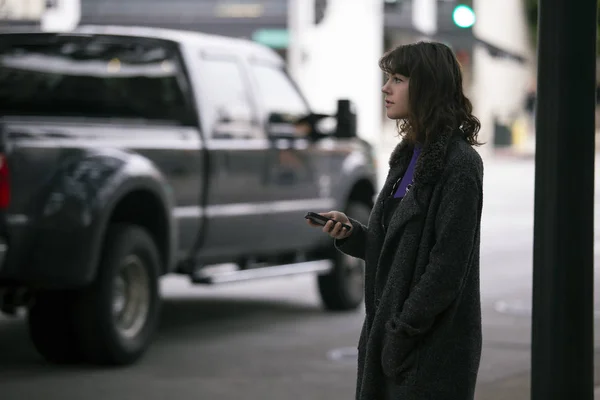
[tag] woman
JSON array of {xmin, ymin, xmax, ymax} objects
[{"xmin": 307, "ymin": 42, "xmax": 484, "ymax": 399}]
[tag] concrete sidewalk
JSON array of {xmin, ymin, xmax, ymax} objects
[
  {"xmin": 475, "ymin": 374, "xmax": 600, "ymax": 400},
  {"xmin": 473, "ymin": 350, "xmax": 600, "ymax": 400}
]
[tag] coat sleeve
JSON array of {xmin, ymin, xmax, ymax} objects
[
  {"xmin": 334, "ymin": 217, "xmax": 368, "ymax": 260},
  {"xmin": 388, "ymin": 159, "xmax": 483, "ymax": 337}
]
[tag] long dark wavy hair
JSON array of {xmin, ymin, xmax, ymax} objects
[{"xmin": 379, "ymin": 41, "xmax": 482, "ymax": 146}]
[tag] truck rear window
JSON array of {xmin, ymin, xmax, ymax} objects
[{"xmin": 0, "ymin": 34, "xmax": 193, "ymax": 124}]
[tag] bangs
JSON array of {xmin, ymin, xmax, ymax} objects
[{"xmin": 378, "ymin": 45, "xmax": 415, "ymax": 77}]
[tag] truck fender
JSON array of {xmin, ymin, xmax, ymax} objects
[{"xmin": 26, "ymin": 149, "xmax": 176, "ymax": 289}]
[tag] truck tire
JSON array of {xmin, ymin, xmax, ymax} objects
[
  {"xmin": 27, "ymin": 290, "xmax": 83, "ymax": 364},
  {"xmin": 74, "ymin": 224, "xmax": 161, "ymax": 365},
  {"xmin": 317, "ymin": 201, "xmax": 371, "ymax": 311}
]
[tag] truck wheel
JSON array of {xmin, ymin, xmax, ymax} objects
[
  {"xmin": 27, "ymin": 290, "xmax": 83, "ymax": 364},
  {"xmin": 74, "ymin": 224, "xmax": 161, "ymax": 365},
  {"xmin": 317, "ymin": 201, "xmax": 371, "ymax": 311}
]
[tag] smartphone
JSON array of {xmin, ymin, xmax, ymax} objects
[{"xmin": 304, "ymin": 212, "xmax": 352, "ymax": 231}]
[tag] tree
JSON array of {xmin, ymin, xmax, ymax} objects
[{"xmin": 524, "ymin": 0, "xmax": 599, "ymax": 55}]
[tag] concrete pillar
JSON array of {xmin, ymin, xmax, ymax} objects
[
  {"xmin": 472, "ymin": 0, "xmax": 533, "ymax": 157},
  {"xmin": 412, "ymin": 0, "xmax": 437, "ymax": 37},
  {"xmin": 41, "ymin": 0, "xmax": 81, "ymax": 32},
  {"xmin": 288, "ymin": 0, "xmax": 384, "ymax": 149}
]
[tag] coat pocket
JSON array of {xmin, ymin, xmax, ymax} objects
[{"xmin": 381, "ymin": 328, "xmax": 420, "ymax": 385}]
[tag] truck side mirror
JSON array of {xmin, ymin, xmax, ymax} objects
[
  {"xmin": 266, "ymin": 112, "xmax": 298, "ymax": 138},
  {"xmin": 335, "ymin": 99, "xmax": 357, "ymax": 138},
  {"xmin": 267, "ymin": 112, "xmax": 334, "ymax": 140}
]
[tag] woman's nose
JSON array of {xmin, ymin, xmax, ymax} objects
[{"xmin": 381, "ymin": 84, "xmax": 390, "ymax": 94}]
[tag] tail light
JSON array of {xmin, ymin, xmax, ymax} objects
[{"xmin": 0, "ymin": 154, "xmax": 9, "ymax": 209}]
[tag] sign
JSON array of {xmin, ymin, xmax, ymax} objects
[
  {"xmin": 252, "ymin": 29, "xmax": 289, "ymax": 49},
  {"xmin": 215, "ymin": 3, "xmax": 263, "ymax": 18},
  {"xmin": 0, "ymin": 0, "xmax": 45, "ymax": 21}
]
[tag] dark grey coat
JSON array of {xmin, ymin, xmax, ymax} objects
[{"xmin": 336, "ymin": 131, "xmax": 484, "ymax": 400}]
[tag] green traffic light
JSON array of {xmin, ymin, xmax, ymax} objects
[{"xmin": 452, "ymin": 5, "xmax": 476, "ymax": 28}]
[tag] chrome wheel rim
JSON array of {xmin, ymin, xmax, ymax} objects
[
  {"xmin": 112, "ymin": 255, "xmax": 150, "ymax": 339},
  {"xmin": 342, "ymin": 253, "xmax": 365, "ymax": 300}
]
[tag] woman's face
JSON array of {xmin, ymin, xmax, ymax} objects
[{"xmin": 382, "ymin": 73, "xmax": 409, "ymax": 120}]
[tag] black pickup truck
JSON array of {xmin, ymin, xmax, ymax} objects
[{"xmin": 0, "ymin": 25, "xmax": 377, "ymax": 366}]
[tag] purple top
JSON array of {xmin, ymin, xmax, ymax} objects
[{"xmin": 393, "ymin": 144, "xmax": 422, "ymax": 198}]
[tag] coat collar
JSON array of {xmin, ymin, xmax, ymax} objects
[{"xmin": 388, "ymin": 128, "xmax": 455, "ymax": 186}]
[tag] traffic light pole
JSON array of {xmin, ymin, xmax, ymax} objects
[{"xmin": 531, "ymin": 0, "xmax": 597, "ymax": 398}]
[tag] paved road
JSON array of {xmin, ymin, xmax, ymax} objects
[{"xmin": 1, "ymin": 155, "xmax": 599, "ymax": 399}]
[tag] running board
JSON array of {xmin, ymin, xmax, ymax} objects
[{"xmin": 191, "ymin": 260, "xmax": 333, "ymax": 284}]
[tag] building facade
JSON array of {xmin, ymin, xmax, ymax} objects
[{"xmin": 76, "ymin": 0, "xmax": 477, "ymax": 63}]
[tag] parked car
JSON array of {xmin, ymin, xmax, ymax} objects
[{"xmin": 0, "ymin": 25, "xmax": 377, "ymax": 366}]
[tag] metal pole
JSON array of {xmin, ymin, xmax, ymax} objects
[{"xmin": 531, "ymin": 0, "xmax": 597, "ymax": 398}]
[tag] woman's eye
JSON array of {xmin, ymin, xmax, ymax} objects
[{"xmin": 394, "ymin": 78, "xmax": 403, "ymax": 83}]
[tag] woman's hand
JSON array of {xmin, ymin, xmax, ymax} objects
[{"xmin": 306, "ymin": 211, "xmax": 353, "ymax": 240}]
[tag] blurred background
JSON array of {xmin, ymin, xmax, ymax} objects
[
  {"xmin": 6, "ymin": 0, "xmax": 597, "ymax": 159},
  {"xmin": 3, "ymin": 0, "xmax": 599, "ymax": 157},
  {"xmin": 0, "ymin": 1, "xmax": 598, "ymax": 399}
]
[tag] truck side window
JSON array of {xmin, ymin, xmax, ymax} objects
[
  {"xmin": 200, "ymin": 57, "xmax": 259, "ymax": 139},
  {"xmin": 0, "ymin": 35, "xmax": 195, "ymax": 125},
  {"xmin": 249, "ymin": 63, "xmax": 309, "ymax": 121}
]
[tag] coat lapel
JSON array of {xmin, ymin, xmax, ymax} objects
[
  {"xmin": 375, "ymin": 130, "xmax": 455, "ymax": 270},
  {"xmin": 363, "ymin": 141, "xmax": 411, "ymax": 307}
]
